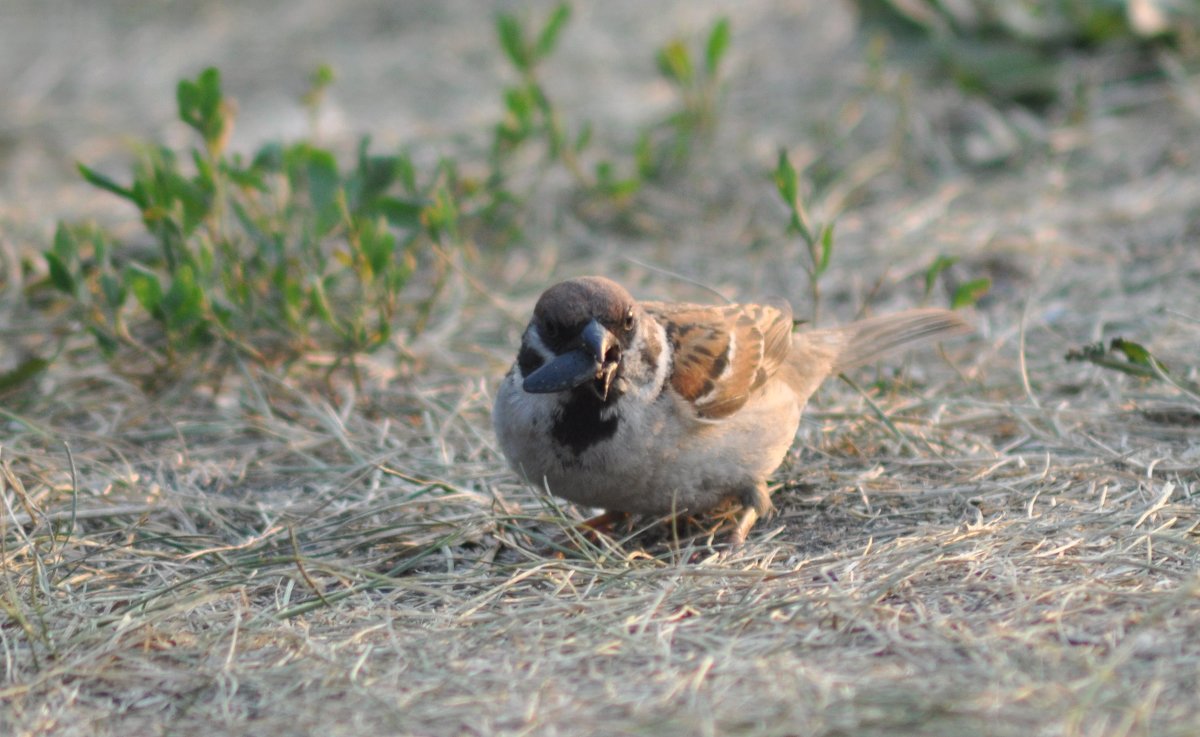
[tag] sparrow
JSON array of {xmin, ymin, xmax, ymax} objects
[{"xmin": 493, "ymin": 276, "xmax": 971, "ymax": 545}]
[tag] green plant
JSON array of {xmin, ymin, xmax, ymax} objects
[
  {"xmin": 641, "ymin": 17, "xmax": 732, "ymax": 178},
  {"xmin": 1068, "ymin": 337, "xmax": 1170, "ymax": 378},
  {"xmin": 1067, "ymin": 337, "xmax": 1200, "ymax": 405},
  {"xmin": 949, "ymin": 276, "xmax": 991, "ymax": 309},
  {"xmin": 774, "ymin": 149, "xmax": 835, "ymax": 324},
  {"xmin": 858, "ymin": 0, "xmax": 1200, "ymax": 108},
  {"xmin": 302, "ymin": 63, "xmax": 336, "ymax": 136},
  {"xmin": 491, "ymin": 4, "xmax": 588, "ymax": 185},
  {"xmin": 861, "ymin": 0, "xmax": 1196, "ymax": 48},
  {"xmin": 489, "ymin": 6, "xmax": 733, "ymax": 212},
  {"xmin": 922, "ymin": 254, "xmax": 991, "ymax": 308},
  {"xmin": 47, "ymin": 67, "xmax": 452, "ymax": 377}
]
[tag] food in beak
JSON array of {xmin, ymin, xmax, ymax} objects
[{"xmin": 523, "ymin": 320, "xmax": 620, "ymax": 399}]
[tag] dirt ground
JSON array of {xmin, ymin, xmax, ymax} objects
[{"xmin": 3, "ymin": 1, "xmax": 1199, "ymax": 736}]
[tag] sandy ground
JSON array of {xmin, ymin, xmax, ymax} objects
[{"xmin": 3, "ymin": 1, "xmax": 1200, "ymax": 736}]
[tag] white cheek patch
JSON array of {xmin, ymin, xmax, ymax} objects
[
  {"xmin": 524, "ymin": 326, "xmax": 556, "ymax": 362},
  {"xmin": 623, "ymin": 318, "xmax": 670, "ymax": 401}
]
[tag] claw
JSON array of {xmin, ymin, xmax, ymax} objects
[
  {"xmin": 580, "ymin": 510, "xmax": 631, "ymax": 536},
  {"xmin": 728, "ymin": 506, "xmax": 760, "ymax": 548},
  {"xmin": 726, "ymin": 483, "xmax": 772, "ymax": 548}
]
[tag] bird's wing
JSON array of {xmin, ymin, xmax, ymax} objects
[{"xmin": 643, "ymin": 299, "xmax": 793, "ymax": 420}]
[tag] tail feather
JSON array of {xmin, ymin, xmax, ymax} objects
[
  {"xmin": 831, "ymin": 308, "xmax": 972, "ymax": 373},
  {"xmin": 781, "ymin": 308, "xmax": 971, "ymax": 401}
]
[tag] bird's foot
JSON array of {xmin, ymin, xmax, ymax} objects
[
  {"xmin": 580, "ymin": 510, "xmax": 632, "ymax": 537},
  {"xmin": 717, "ymin": 484, "xmax": 773, "ymax": 549}
]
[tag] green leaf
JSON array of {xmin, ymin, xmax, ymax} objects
[
  {"xmin": 163, "ymin": 264, "xmax": 205, "ymax": 331},
  {"xmin": 305, "ymin": 148, "xmax": 340, "ymax": 214},
  {"xmin": 656, "ymin": 39, "xmax": 694, "ymax": 85},
  {"xmin": 173, "ymin": 154, "xmax": 215, "ymax": 233},
  {"xmin": 534, "ymin": 3, "xmax": 571, "ymax": 60},
  {"xmin": 392, "ymin": 239, "xmax": 416, "ymax": 287},
  {"xmin": 47, "ymin": 224, "xmax": 79, "ymax": 294},
  {"xmin": 0, "ymin": 356, "xmax": 50, "ymax": 395},
  {"xmin": 497, "ymin": 14, "xmax": 529, "ymax": 71},
  {"xmin": 395, "ymin": 153, "xmax": 417, "ymax": 193},
  {"xmin": 87, "ymin": 327, "xmax": 120, "ymax": 357},
  {"xmin": 604, "ymin": 177, "xmax": 642, "ymax": 198},
  {"xmin": 1065, "ymin": 339, "xmax": 1168, "ymax": 381},
  {"xmin": 77, "ymin": 163, "xmax": 139, "ymax": 204},
  {"xmin": 951, "ymin": 277, "xmax": 991, "ymax": 309},
  {"xmin": 84, "ymin": 226, "xmax": 110, "ymax": 262},
  {"xmin": 924, "ymin": 254, "xmax": 959, "ymax": 297},
  {"xmin": 353, "ymin": 140, "xmax": 399, "ymax": 209},
  {"xmin": 356, "ymin": 216, "xmax": 397, "ymax": 277},
  {"xmin": 285, "ymin": 144, "xmax": 341, "ymax": 234},
  {"xmin": 372, "ymin": 319, "xmax": 392, "ymax": 348},
  {"xmin": 634, "ymin": 130, "xmax": 655, "ymax": 178},
  {"xmin": 177, "ymin": 67, "xmax": 228, "ymax": 151},
  {"xmin": 1110, "ymin": 338, "xmax": 1164, "ymax": 371},
  {"xmin": 773, "ymin": 149, "xmax": 798, "ymax": 209},
  {"xmin": 99, "ymin": 273, "xmax": 127, "ymax": 309},
  {"xmin": 595, "ymin": 160, "xmax": 615, "ymax": 185},
  {"xmin": 222, "ymin": 161, "xmax": 267, "ymax": 191},
  {"xmin": 191, "ymin": 148, "xmax": 217, "ymax": 191},
  {"xmin": 422, "ymin": 186, "xmax": 459, "ymax": 244},
  {"xmin": 574, "ymin": 121, "xmax": 593, "ymax": 153},
  {"xmin": 503, "ymin": 85, "xmax": 536, "ymax": 129},
  {"xmin": 282, "ymin": 279, "xmax": 304, "ymax": 311},
  {"xmin": 308, "ymin": 281, "xmax": 335, "ymax": 327},
  {"xmin": 305, "ymin": 63, "xmax": 335, "ymax": 105},
  {"xmin": 251, "ymin": 141, "xmax": 286, "ymax": 172},
  {"xmin": 815, "ymin": 223, "xmax": 834, "ymax": 277},
  {"xmin": 125, "ymin": 265, "xmax": 164, "ymax": 316},
  {"xmin": 228, "ymin": 198, "xmax": 272, "ymax": 250},
  {"xmin": 314, "ymin": 63, "xmax": 335, "ymax": 87},
  {"xmin": 369, "ymin": 196, "xmax": 426, "ymax": 229},
  {"xmin": 594, "ymin": 160, "xmax": 641, "ymax": 197},
  {"xmin": 210, "ymin": 301, "xmax": 235, "ymax": 330},
  {"xmin": 774, "ymin": 149, "xmax": 810, "ymax": 240},
  {"xmin": 705, "ymin": 18, "xmax": 731, "ymax": 76},
  {"xmin": 45, "ymin": 252, "xmax": 75, "ymax": 295}
]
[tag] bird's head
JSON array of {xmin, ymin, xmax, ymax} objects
[{"xmin": 518, "ymin": 276, "xmax": 641, "ymax": 402}]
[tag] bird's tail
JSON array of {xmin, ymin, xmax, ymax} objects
[
  {"xmin": 781, "ymin": 308, "xmax": 972, "ymax": 401},
  {"xmin": 830, "ymin": 308, "xmax": 972, "ymax": 373}
]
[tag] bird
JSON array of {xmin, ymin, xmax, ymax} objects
[{"xmin": 493, "ymin": 276, "xmax": 972, "ymax": 545}]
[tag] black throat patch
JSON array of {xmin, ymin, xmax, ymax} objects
[
  {"xmin": 517, "ymin": 344, "xmax": 544, "ymax": 376},
  {"xmin": 552, "ymin": 389, "xmax": 619, "ymax": 457}
]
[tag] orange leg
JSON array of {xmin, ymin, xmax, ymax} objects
[
  {"xmin": 728, "ymin": 506, "xmax": 760, "ymax": 548},
  {"xmin": 580, "ymin": 510, "xmax": 631, "ymax": 537},
  {"xmin": 726, "ymin": 482, "xmax": 772, "ymax": 548}
]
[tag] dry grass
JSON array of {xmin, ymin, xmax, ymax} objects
[{"xmin": 4, "ymin": 2, "xmax": 1200, "ymax": 736}]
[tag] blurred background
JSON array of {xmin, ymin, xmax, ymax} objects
[{"xmin": 2, "ymin": 0, "xmax": 1198, "ymax": 365}]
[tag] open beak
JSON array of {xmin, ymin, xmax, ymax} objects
[{"xmin": 523, "ymin": 320, "xmax": 620, "ymax": 400}]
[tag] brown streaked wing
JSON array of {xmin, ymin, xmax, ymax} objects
[{"xmin": 644, "ymin": 299, "xmax": 794, "ymax": 420}]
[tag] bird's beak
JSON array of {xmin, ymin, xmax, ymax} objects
[{"xmin": 523, "ymin": 319, "xmax": 620, "ymax": 399}]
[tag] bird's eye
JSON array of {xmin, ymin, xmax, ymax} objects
[
  {"xmin": 623, "ymin": 310, "xmax": 635, "ymax": 332},
  {"xmin": 541, "ymin": 322, "xmax": 560, "ymax": 341}
]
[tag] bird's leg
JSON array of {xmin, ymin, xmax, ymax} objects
[
  {"xmin": 728, "ymin": 482, "xmax": 773, "ymax": 547},
  {"xmin": 545, "ymin": 510, "xmax": 632, "ymax": 558},
  {"xmin": 729, "ymin": 508, "xmax": 759, "ymax": 548},
  {"xmin": 580, "ymin": 510, "xmax": 631, "ymax": 536}
]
